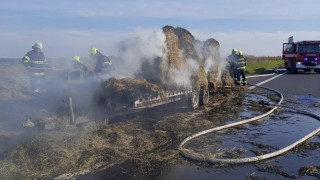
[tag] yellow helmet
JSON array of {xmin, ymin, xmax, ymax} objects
[
  {"xmin": 237, "ymin": 51, "xmax": 243, "ymax": 56},
  {"xmin": 73, "ymin": 56, "xmax": 81, "ymax": 63},
  {"xmin": 89, "ymin": 47, "xmax": 98, "ymax": 57},
  {"xmin": 232, "ymin": 48, "xmax": 237, "ymax": 54},
  {"xmin": 32, "ymin": 42, "xmax": 43, "ymax": 49}
]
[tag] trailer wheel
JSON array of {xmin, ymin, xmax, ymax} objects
[
  {"xmin": 209, "ymin": 82, "xmax": 217, "ymax": 93},
  {"xmin": 189, "ymin": 90, "xmax": 199, "ymax": 110},
  {"xmin": 199, "ymin": 88, "xmax": 209, "ymax": 106}
]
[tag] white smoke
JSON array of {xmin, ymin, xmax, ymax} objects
[
  {"xmin": 98, "ymin": 27, "xmax": 226, "ymax": 90},
  {"xmin": 204, "ymin": 46, "xmax": 226, "ymax": 81},
  {"xmin": 112, "ymin": 28, "xmax": 167, "ymax": 78},
  {"xmin": 165, "ymin": 56, "xmax": 200, "ymax": 89},
  {"xmin": 194, "ymin": 39, "xmax": 227, "ymax": 81}
]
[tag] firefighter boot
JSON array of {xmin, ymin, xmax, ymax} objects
[{"xmin": 242, "ymin": 81, "xmax": 247, "ymax": 85}]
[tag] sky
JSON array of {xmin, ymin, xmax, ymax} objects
[{"xmin": 1, "ymin": 0, "xmax": 320, "ymax": 58}]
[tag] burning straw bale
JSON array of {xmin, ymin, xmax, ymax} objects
[
  {"xmin": 162, "ymin": 26, "xmax": 206, "ymax": 90},
  {"xmin": 95, "ymin": 77, "xmax": 165, "ymax": 108},
  {"xmin": 173, "ymin": 27, "xmax": 200, "ymax": 63},
  {"xmin": 137, "ymin": 26, "xmax": 210, "ymax": 90},
  {"xmin": 202, "ymin": 38, "xmax": 233, "ymax": 88},
  {"xmin": 96, "ymin": 26, "xmax": 226, "ymax": 107},
  {"xmin": 136, "ymin": 57, "xmax": 162, "ymax": 84},
  {"xmin": 162, "ymin": 26, "xmax": 182, "ymax": 69},
  {"xmin": 207, "ymin": 66, "xmax": 234, "ymax": 89},
  {"xmin": 193, "ymin": 66, "xmax": 209, "ymax": 91}
]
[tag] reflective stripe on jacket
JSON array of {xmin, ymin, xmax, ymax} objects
[
  {"xmin": 22, "ymin": 49, "xmax": 47, "ymax": 67},
  {"xmin": 32, "ymin": 72, "xmax": 46, "ymax": 76},
  {"xmin": 30, "ymin": 60, "xmax": 47, "ymax": 65},
  {"xmin": 22, "ymin": 49, "xmax": 47, "ymax": 76},
  {"xmin": 236, "ymin": 56, "xmax": 246, "ymax": 70},
  {"xmin": 23, "ymin": 55, "xmax": 30, "ymax": 64}
]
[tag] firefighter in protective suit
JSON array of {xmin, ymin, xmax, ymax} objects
[
  {"xmin": 235, "ymin": 51, "xmax": 247, "ymax": 85},
  {"xmin": 22, "ymin": 42, "xmax": 48, "ymax": 93},
  {"xmin": 66, "ymin": 56, "xmax": 88, "ymax": 81},
  {"xmin": 72, "ymin": 56, "xmax": 87, "ymax": 72},
  {"xmin": 227, "ymin": 48, "xmax": 238, "ymax": 84},
  {"xmin": 89, "ymin": 47, "xmax": 112, "ymax": 73}
]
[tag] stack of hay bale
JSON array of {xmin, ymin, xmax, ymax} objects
[{"xmin": 95, "ymin": 26, "xmax": 232, "ymax": 109}]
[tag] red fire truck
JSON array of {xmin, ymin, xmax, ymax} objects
[{"xmin": 282, "ymin": 36, "xmax": 320, "ymax": 73}]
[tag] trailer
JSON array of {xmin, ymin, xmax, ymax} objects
[
  {"xmin": 63, "ymin": 69, "xmax": 212, "ymax": 119},
  {"xmin": 105, "ymin": 87, "xmax": 210, "ymax": 118}
]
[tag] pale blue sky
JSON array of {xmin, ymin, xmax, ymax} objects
[{"xmin": 1, "ymin": 0, "xmax": 320, "ymax": 58}]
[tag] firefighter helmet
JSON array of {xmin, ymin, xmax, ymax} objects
[
  {"xmin": 73, "ymin": 56, "xmax": 81, "ymax": 63},
  {"xmin": 32, "ymin": 42, "xmax": 43, "ymax": 50},
  {"xmin": 237, "ymin": 51, "xmax": 243, "ymax": 56},
  {"xmin": 89, "ymin": 47, "xmax": 98, "ymax": 57},
  {"xmin": 232, "ymin": 48, "xmax": 237, "ymax": 54}
]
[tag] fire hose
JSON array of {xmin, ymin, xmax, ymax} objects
[{"xmin": 178, "ymin": 83, "xmax": 320, "ymax": 164}]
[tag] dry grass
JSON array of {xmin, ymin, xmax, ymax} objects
[
  {"xmin": 0, "ymin": 80, "xmax": 243, "ymax": 179},
  {"xmin": 299, "ymin": 166, "xmax": 320, "ymax": 178},
  {"xmin": 0, "ymin": 65, "xmax": 31, "ymax": 101},
  {"xmin": 0, "ymin": 118, "xmax": 181, "ymax": 179}
]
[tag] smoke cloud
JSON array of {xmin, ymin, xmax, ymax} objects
[
  {"xmin": 163, "ymin": 56, "xmax": 200, "ymax": 89},
  {"xmin": 102, "ymin": 27, "xmax": 226, "ymax": 90},
  {"xmin": 111, "ymin": 28, "xmax": 167, "ymax": 78}
]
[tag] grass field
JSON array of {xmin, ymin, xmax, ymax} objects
[{"xmin": 245, "ymin": 56, "xmax": 283, "ymax": 74}]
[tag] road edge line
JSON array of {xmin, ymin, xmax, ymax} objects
[
  {"xmin": 247, "ymin": 73, "xmax": 275, "ymax": 78},
  {"xmin": 248, "ymin": 71, "xmax": 288, "ymax": 90}
]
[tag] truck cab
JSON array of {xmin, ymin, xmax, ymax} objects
[{"xmin": 283, "ymin": 40, "xmax": 320, "ymax": 73}]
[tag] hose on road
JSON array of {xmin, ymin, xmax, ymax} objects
[{"xmin": 178, "ymin": 83, "xmax": 320, "ymax": 164}]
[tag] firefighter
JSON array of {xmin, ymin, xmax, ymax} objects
[
  {"xmin": 65, "ymin": 56, "xmax": 88, "ymax": 81},
  {"xmin": 235, "ymin": 51, "xmax": 247, "ymax": 85},
  {"xmin": 89, "ymin": 47, "xmax": 112, "ymax": 73},
  {"xmin": 22, "ymin": 42, "xmax": 48, "ymax": 93},
  {"xmin": 227, "ymin": 48, "xmax": 238, "ymax": 83},
  {"xmin": 72, "ymin": 56, "xmax": 87, "ymax": 72}
]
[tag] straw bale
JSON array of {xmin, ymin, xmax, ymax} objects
[
  {"xmin": 97, "ymin": 26, "xmax": 226, "ymax": 108},
  {"xmin": 202, "ymin": 38, "xmax": 233, "ymax": 88},
  {"xmin": 174, "ymin": 27, "xmax": 200, "ymax": 63},
  {"xmin": 96, "ymin": 77, "xmax": 165, "ymax": 108},
  {"xmin": 162, "ymin": 26, "xmax": 182, "ymax": 69}
]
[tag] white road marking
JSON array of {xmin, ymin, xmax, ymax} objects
[
  {"xmin": 247, "ymin": 73, "xmax": 275, "ymax": 78},
  {"xmin": 248, "ymin": 71, "xmax": 288, "ymax": 90}
]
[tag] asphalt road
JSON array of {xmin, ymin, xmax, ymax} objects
[{"xmin": 247, "ymin": 70, "xmax": 320, "ymax": 98}]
